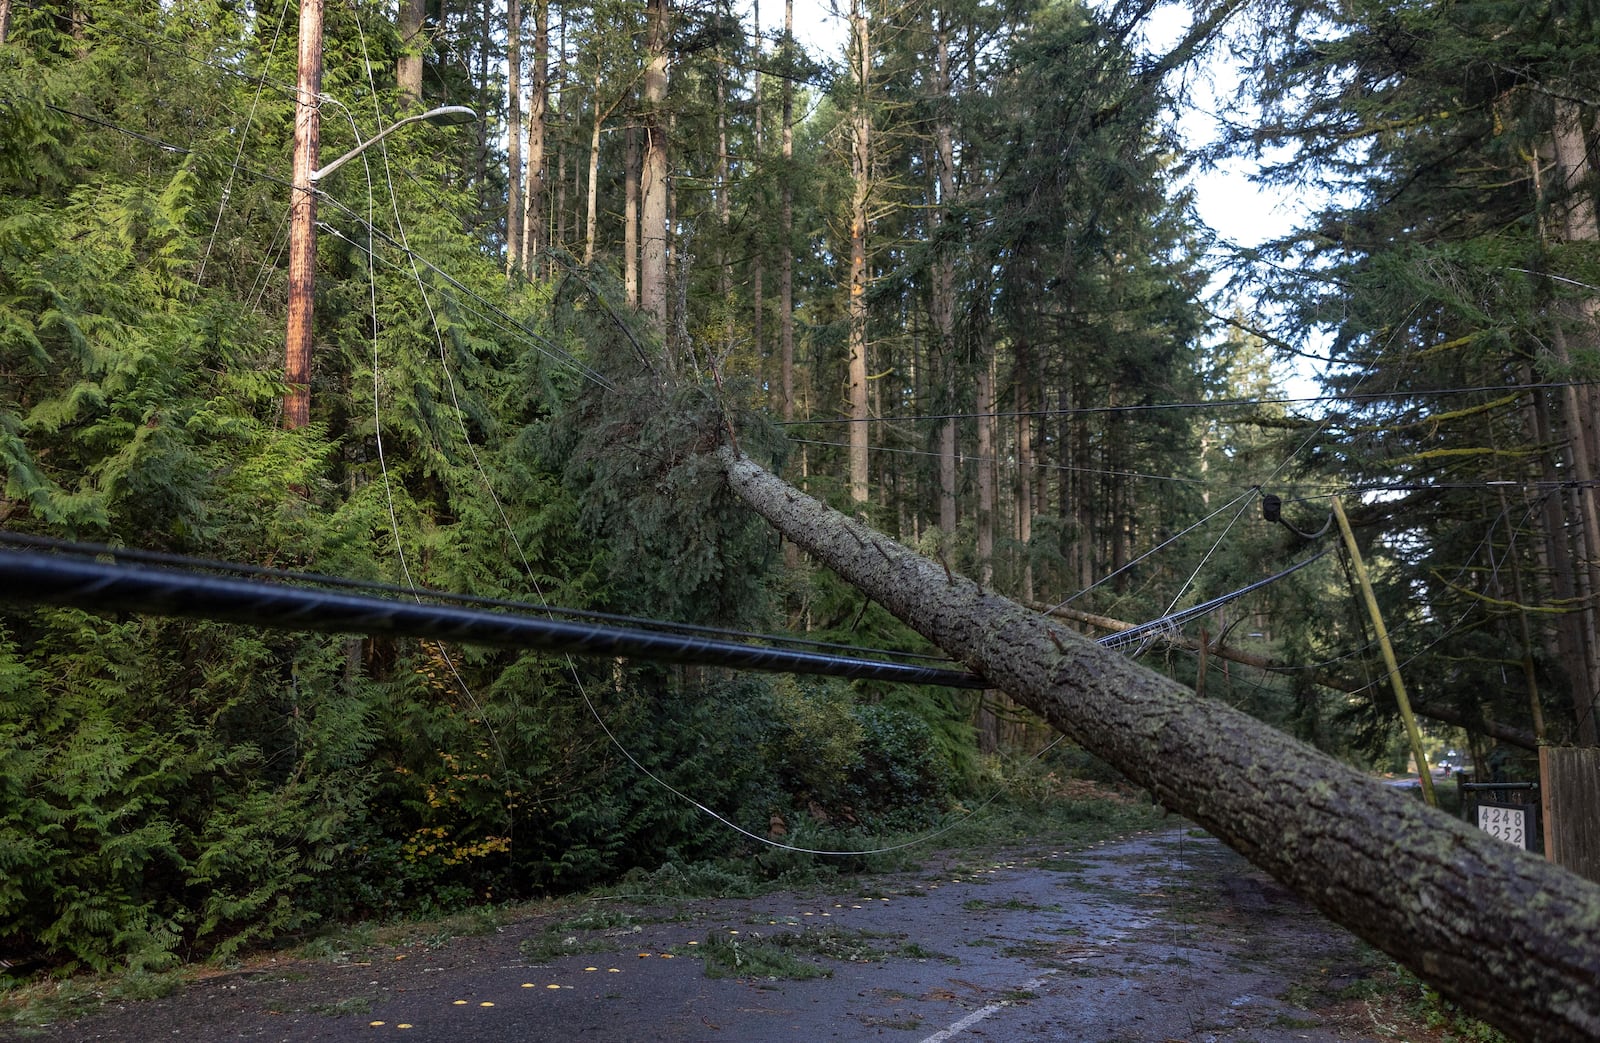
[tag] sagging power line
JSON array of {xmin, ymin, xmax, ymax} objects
[{"xmin": 0, "ymin": 545, "xmax": 988, "ymax": 690}]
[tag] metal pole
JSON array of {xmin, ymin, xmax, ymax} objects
[
  {"xmin": 1332, "ymin": 495, "xmax": 1437, "ymax": 807},
  {"xmin": 284, "ymin": 0, "xmax": 323, "ymax": 430}
]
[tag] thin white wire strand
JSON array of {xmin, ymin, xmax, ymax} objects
[
  {"xmin": 337, "ymin": 30, "xmax": 1005, "ymax": 862},
  {"xmin": 245, "ymin": 205, "xmax": 294, "ymax": 315},
  {"xmin": 787, "ymin": 436, "xmax": 1216, "ymax": 488},
  {"xmin": 327, "ymin": 41, "xmax": 510, "ymax": 773},
  {"xmin": 1045, "ymin": 487, "xmax": 1257, "ymax": 613},
  {"xmin": 1160, "ymin": 491, "xmax": 1258, "ymax": 621},
  {"xmin": 196, "ymin": 0, "xmax": 292, "ymax": 285}
]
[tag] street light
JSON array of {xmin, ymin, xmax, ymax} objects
[
  {"xmin": 309, "ymin": 105, "xmax": 478, "ymax": 183},
  {"xmin": 283, "ymin": 102, "xmax": 478, "ymax": 430}
]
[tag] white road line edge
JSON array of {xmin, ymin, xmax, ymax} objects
[{"xmin": 917, "ymin": 971, "xmax": 1058, "ymax": 1043}]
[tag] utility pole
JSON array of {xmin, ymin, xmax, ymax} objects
[
  {"xmin": 284, "ymin": 0, "xmax": 324, "ymax": 431},
  {"xmin": 1330, "ymin": 496, "xmax": 1437, "ymax": 807}
]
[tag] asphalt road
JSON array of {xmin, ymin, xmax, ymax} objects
[{"xmin": 9, "ymin": 829, "xmax": 1395, "ymax": 1042}]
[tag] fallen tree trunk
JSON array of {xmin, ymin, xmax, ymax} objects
[
  {"xmin": 718, "ymin": 447, "xmax": 1600, "ymax": 1043},
  {"xmin": 1033, "ymin": 601, "xmax": 1541, "ymax": 751}
]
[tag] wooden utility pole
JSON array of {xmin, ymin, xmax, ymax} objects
[
  {"xmin": 283, "ymin": 0, "xmax": 323, "ymax": 430},
  {"xmin": 717, "ymin": 446, "xmax": 1600, "ymax": 1043},
  {"xmin": 1331, "ymin": 496, "xmax": 1437, "ymax": 807}
]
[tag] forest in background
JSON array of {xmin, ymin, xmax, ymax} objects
[{"xmin": 1, "ymin": 0, "xmax": 1598, "ymax": 975}]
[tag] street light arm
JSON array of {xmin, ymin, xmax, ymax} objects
[{"xmin": 309, "ymin": 105, "xmax": 477, "ymax": 183}]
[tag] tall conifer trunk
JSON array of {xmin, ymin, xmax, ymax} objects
[
  {"xmin": 625, "ymin": 125, "xmax": 639, "ymax": 306},
  {"xmin": 976, "ymin": 353, "xmax": 994, "ymax": 586},
  {"xmin": 846, "ymin": 0, "xmax": 871, "ymax": 507},
  {"xmin": 506, "ymin": 0, "xmax": 522, "ymax": 274},
  {"xmin": 932, "ymin": 13, "xmax": 957, "ymax": 537},
  {"xmin": 640, "ymin": 0, "xmax": 670, "ymax": 332},
  {"xmin": 583, "ymin": 68, "xmax": 604, "ymax": 265},
  {"xmin": 716, "ymin": 41, "xmax": 732, "ymax": 358},
  {"xmin": 779, "ymin": 0, "xmax": 795, "ymax": 427},
  {"xmin": 1540, "ymin": 104, "xmax": 1600, "ymax": 744},
  {"xmin": 1015, "ymin": 342, "xmax": 1034, "ymax": 603},
  {"xmin": 751, "ymin": 0, "xmax": 764, "ymax": 385},
  {"xmin": 521, "ymin": 0, "xmax": 547, "ymax": 273},
  {"xmin": 398, "ymin": 0, "xmax": 424, "ymax": 104}
]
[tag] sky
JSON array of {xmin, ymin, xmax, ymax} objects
[
  {"xmin": 773, "ymin": 0, "xmax": 1303, "ymax": 246},
  {"xmin": 770, "ymin": 0, "xmax": 1324, "ymax": 397}
]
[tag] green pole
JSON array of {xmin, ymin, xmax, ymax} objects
[{"xmin": 1332, "ymin": 496, "xmax": 1437, "ymax": 807}]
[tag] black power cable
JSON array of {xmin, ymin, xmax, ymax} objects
[
  {"xmin": 0, "ymin": 547, "xmax": 989, "ymax": 690},
  {"xmin": 0, "ymin": 533, "xmax": 953, "ymax": 666}
]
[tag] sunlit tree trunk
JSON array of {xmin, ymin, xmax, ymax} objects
[
  {"xmin": 506, "ymin": 0, "xmax": 522, "ymax": 274},
  {"xmin": 932, "ymin": 13, "xmax": 957, "ymax": 537},
  {"xmin": 553, "ymin": 15, "xmax": 569, "ymax": 255},
  {"xmin": 1015, "ymin": 341, "xmax": 1034, "ymax": 603},
  {"xmin": 976, "ymin": 352, "xmax": 994, "ymax": 586},
  {"xmin": 751, "ymin": 0, "xmax": 765, "ymax": 384},
  {"xmin": 779, "ymin": 0, "xmax": 795, "ymax": 427},
  {"xmin": 582, "ymin": 67, "xmax": 603, "ymax": 265},
  {"xmin": 846, "ymin": 0, "xmax": 871, "ymax": 507},
  {"xmin": 473, "ymin": 0, "xmax": 491, "ymax": 202},
  {"xmin": 625, "ymin": 124, "xmax": 639, "ymax": 306},
  {"xmin": 398, "ymin": 0, "xmax": 424, "ymax": 104},
  {"xmin": 640, "ymin": 0, "xmax": 670, "ymax": 332},
  {"xmin": 716, "ymin": 42, "xmax": 732, "ymax": 358}
]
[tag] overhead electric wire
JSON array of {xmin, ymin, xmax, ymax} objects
[
  {"xmin": 0, "ymin": 546, "xmax": 990, "ymax": 691},
  {"xmin": 0, "ymin": 533, "xmax": 961, "ymax": 666},
  {"xmin": 786, "ymin": 436, "xmax": 1214, "ymax": 488},
  {"xmin": 776, "ymin": 379, "xmax": 1600, "ymax": 426},
  {"xmin": 1046, "ymin": 487, "xmax": 1260, "ymax": 612},
  {"xmin": 1097, "ymin": 549, "xmax": 1331, "ymax": 651},
  {"xmin": 22, "ymin": 98, "xmax": 611, "ymax": 394},
  {"xmin": 196, "ymin": 0, "xmax": 293, "ymax": 285}
]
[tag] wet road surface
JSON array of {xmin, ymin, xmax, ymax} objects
[{"xmin": 9, "ymin": 829, "xmax": 1393, "ymax": 1042}]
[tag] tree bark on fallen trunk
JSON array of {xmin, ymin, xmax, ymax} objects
[
  {"xmin": 1031, "ymin": 601, "xmax": 1541, "ymax": 751},
  {"xmin": 718, "ymin": 447, "xmax": 1600, "ymax": 1043}
]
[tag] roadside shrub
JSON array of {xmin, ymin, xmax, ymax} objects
[{"xmin": 845, "ymin": 704, "xmax": 954, "ymax": 831}]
